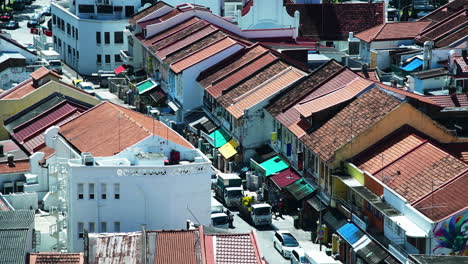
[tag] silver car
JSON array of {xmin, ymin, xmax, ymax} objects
[{"xmin": 290, "ymin": 248, "xmax": 310, "ymax": 264}]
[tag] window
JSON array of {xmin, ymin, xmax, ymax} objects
[
  {"xmin": 58, "ymin": 39, "xmax": 62, "ymax": 47},
  {"xmin": 77, "ymin": 184, "xmax": 84, "ymax": 199},
  {"xmin": 53, "ymin": 36, "xmax": 57, "ymax": 44},
  {"xmin": 101, "ymin": 183, "xmax": 107, "ymax": 199},
  {"xmin": 72, "ymin": 27, "xmax": 75, "ymax": 38},
  {"xmin": 114, "ymin": 32, "xmax": 123, "ymax": 44},
  {"xmin": 66, "ymin": 23, "xmax": 70, "ymax": 35},
  {"xmin": 114, "ymin": 6, "xmax": 123, "ymax": 12},
  {"xmin": 114, "ymin": 221, "xmax": 120, "ymax": 232},
  {"xmin": 68, "ymin": 45, "xmax": 71, "ymax": 54},
  {"xmin": 77, "ymin": 51, "xmax": 79, "ymax": 59},
  {"xmin": 97, "ymin": 5, "xmax": 113, "ymax": 13},
  {"xmin": 76, "ymin": 29, "xmax": 79, "ymax": 40},
  {"xmin": 78, "ymin": 222, "xmax": 84, "ymax": 238},
  {"xmin": 89, "ymin": 222, "xmax": 95, "ymax": 233},
  {"xmin": 105, "ymin": 55, "xmax": 111, "ymax": 63},
  {"xmin": 89, "ymin": 183, "xmax": 95, "ymax": 199},
  {"xmin": 101, "ymin": 222, "xmax": 107, "ymax": 232},
  {"xmin": 104, "ymin": 32, "xmax": 110, "ymax": 44},
  {"xmin": 78, "ymin": 4, "xmax": 94, "ymax": 13},
  {"xmin": 52, "ymin": 14, "xmax": 56, "ymax": 25},
  {"xmin": 114, "ymin": 183, "xmax": 120, "ymax": 199},
  {"xmin": 96, "ymin": 55, "xmax": 102, "ymax": 63},
  {"xmin": 115, "ymin": 54, "xmax": 122, "ymax": 62},
  {"xmin": 96, "ymin": 32, "xmax": 101, "ymax": 44},
  {"xmin": 125, "ymin": 6, "xmax": 134, "ymax": 17}
]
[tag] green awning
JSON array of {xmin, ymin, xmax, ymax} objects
[
  {"xmin": 209, "ymin": 128, "xmax": 230, "ymax": 148},
  {"xmin": 136, "ymin": 79, "xmax": 157, "ymax": 94},
  {"xmin": 286, "ymin": 178, "xmax": 316, "ymax": 200},
  {"xmin": 260, "ymin": 156, "xmax": 289, "ymax": 176}
]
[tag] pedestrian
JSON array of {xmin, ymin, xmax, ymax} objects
[
  {"xmin": 226, "ymin": 210, "xmax": 234, "ymax": 228},
  {"xmin": 277, "ymin": 199, "xmax": 284, "ymax": 219}
]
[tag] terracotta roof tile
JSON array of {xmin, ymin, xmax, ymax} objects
[
  {"xmin": 29, "ymin": 253, "xmax": 84, "ymax": 264},
  {"xmin": 60, "ymin": 102, "xmax": 193, "ymax": 156},
  {"xmin": 227, "ymin": 67, "xmax": 306, "ymax": 119},
  {"xmin": 294, "ymin": 78, "xmax": 373, "ymax": 118},
  {"xmin": 454, "ymin": 55, "xmax": 468, "ymax": 73},
  {"xmin": 165, "ymin": 31, "xmax": 228, "ymax": 65},
  {"xmin": 218, "ymin": 60, "xmax": 289, "ymax": 108},
  {"xmin": 170, "ymin": 38, "xmax": 239, "ymax": 74},
  {"xmin": 435, "ymin": 26, "xmax": 468, "ymax": 47},
  {"xmin": 205, "ymin": 232, "xmax": 263, "ymax": 264},
  {"xmin": 353, "ymin": 128, "xmax": 427, "ymax": 174},
  {"xmin": 413, "ymin": 172, "xmax": 468, "ymax": 221},
  {"xmin": 144, "ymin": 19, "xmax": 206, "ymax": 50},
  {"xmin": 373, "ymin": 142, "xmax": 468, "ymax": 203},
  {"xmin": 0, "ymin": 80, "xmax": 35, "ymax": 100},
  {"xmin": 419, "ymin": 0, "xmax": 466, "ymax": 23},
  {"xmin": 416, "ymin": 10, "xmax": 467, "ymax": 47},
  {"xmin": 129, "ymin": 2, "xmax": 170, "ymax": 24},
  {"xmin": 266, "ymin": 60, "xmax": 344, "ymax": 117},
  {"xmin": 0, "ymin": 160, "xmax": 30, "ymax": 174},
  {"xmin": 154, "ymin": 230, "xmax": 199, "ymax": 264},
  {"xmin": 427, "ymin": 93, "xmax": 468, "ymax": 108},
  {"xmin": 300, "ymin": 87, "xmax": 401, "ymax": 162},
  {"xmin": 441, "ymin": 143, "xmax": 468, "ymax": 163},
  {"xmin": 29, "ymin": 67, "xmax": 61, "ymax": 80},
  {"xmin": 285, "ymin": 3, "xmax": 385, "ymax": 40},
  {"xmin": 356, "ymin": 21, "xmax": 431, "ymax": 43}
]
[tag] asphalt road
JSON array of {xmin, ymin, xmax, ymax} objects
[
  {"xmin": 3, "ymin": 0, "xmax": 51, "ymax": 45},
  {"xmin": 216, "ymin": 192, "xmax": 321, "ymax": 264}
]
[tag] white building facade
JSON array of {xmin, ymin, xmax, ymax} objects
[
  {"xmin": 42, "ymin": 123, "xmax": 212, "ymax": 252},
  {"xmin": 51, "ymin": 0, "xmax": 143, "ymax": 75}
]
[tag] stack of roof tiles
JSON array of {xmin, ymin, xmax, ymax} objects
[
  {"xmin": 29, "ymin": 253, "xmax": 84, "ymax": 264},
  {"xmin": 205, "ymin": 233, "xmax": 262, "ymax": 264},
  {"xmin": 355, "ymin": 21, "xmax": 431, "ymax": 43}
]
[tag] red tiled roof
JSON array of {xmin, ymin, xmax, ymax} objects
[
  {"xmin": 0, "ymin": 160, "xmax": 30, "ymax": 174},
  {"xmin": 419, "ymin": 0, "xmax": 466, "ymax": 23},
  {"xmin": 143, "ymin": 17, "xmax": 202, "ymax": 48},
  {"xmin": 355, "ymin": 21, "xmax": 431, "ymax": 43},
  {"xmin": 454, "ymin": 55, "xmax": 468, "ymax": 73},
  {"xmin": 294, "ymin": 78, "xmax": 373, "ymax": 118},
  {"xmin": 29, "ymin": 66, "xmax": 61, "ymax": 80},
  {"xmin": 170, "ymin": 37, "xmax": 239, "ymax": 73},
  {"xmin": 29, "ymin": 252, "xmax": 84, "ymax": 264},
  {"xmin": 154, "ymin": 230, "xmax": 199, "ymax": 264},
  {"xmin": 353, "ymin": 128, "xmax": 427, "ymax": 174},
  {"xmin": 427, "ymin": 93, "xmax": 468, "ymax": 108},
  {"xmin": 270, "ymin": 168, "xmax": 301, "ymax": 189},
  {"xmin": 413, "ymin": 172, "xmax": 468, "ymax": 221},
  {"xmin": 373, "ymin": 142, "xmax": 468, "ymax": 204},
  {"xmin": 441, "ymin": 143, "xmax": 468, "ymax": 163},
  {"xmin": 416, "ymin": 9, "xmax": 467, "ymax": 47},
  {"xmin": 300, "ymin": 68, "xmax": 357, "ymax": 103},
  {"xmin": 129, "ymin": 1, "xmax": 171, "ymax": 24},
  {"xmin": 0, "ymin": 80, "xmax": 35, "ymax": 100},
  {"xmin": 60, "ymin": 102, "xmax": 193, "ymax": 156},
  {"xmin": 205, "ymin": 232, "xmax": 263, "ymax": 264},
  {"xmin": 227, "ymin": 67, "xmax": 306, "ymax": 119},
  {"xmin": 285, "ymin": 3, "xmax": 385, "ymax": 40},
  {"xmin": 301, "ymin": 87, "xmax": 402, "ymax": 162}
]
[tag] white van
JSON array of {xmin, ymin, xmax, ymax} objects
[{"xmin": 211, "ymin": 197, "xmax": 228, "ymax": 229}]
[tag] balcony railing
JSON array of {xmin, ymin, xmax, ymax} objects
[{"xmin": 120, "ymin": 50, "xmax": 133, "ymax": 64}]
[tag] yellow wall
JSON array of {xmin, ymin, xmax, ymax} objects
[
  {"xmin": 330, "ymin": 103, "xmax": 468, "ymax": 168},
  {"xmin": 333, "ymin": 176, "xmax": 347, "ymax": 200},
  {"xmin": 0, "ymin": 80, "xmax": 100, "ymax": 139},
  {"xmin": 345, "ymin": 162, "xmax": 365, "ymax": 185}
]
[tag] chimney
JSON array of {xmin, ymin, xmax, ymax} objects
[
  {"xmin": 362, "ymin": 63, "xmax": 369, "ymax": 78},
  {"xmin": 0, "ymin": 144, "xmax": 3, "ymax": 157},
  {"xmin": 7, "ymin": 153, "xmax": 14, "ymax": 167},
  {"xmin": 423, "ymin": 41, "xmax": 433, "ymax": 70}
]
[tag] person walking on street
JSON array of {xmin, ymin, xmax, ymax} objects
[
  {"xmin": 277, "ymin": 199, "xmax": 284, "ymax": 219},
  {"xmin": 226, "ymin": 210, "xmax": 234, "ymax": 228}
]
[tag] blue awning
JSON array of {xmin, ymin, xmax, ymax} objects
[
  {"xmin": 337, "ymin": 223, "xmax": 365, "ymax": 245},
  {"xmin": 401, "ymin": 58, "xmax": 423, "ymax": 71}
]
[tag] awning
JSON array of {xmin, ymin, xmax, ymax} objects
[
  {"xmin": 260, "ymin": 156, "xmax": 289, "ymax": 176},
  {"xmin": 136, "ymin": 79, "xmax": 158, "ymax": 94},
  {"xmin": 168, "ymin": 101, "xmax": 180, "ymax": 112},
  {"xmin": 306, "ymin": 196, "xmax": 326, "ymax": 212},
  {"xmin": 114, "ymin": 64, "xmax": 128, "ymax": 74},
  {"xmin": 270, "ymin": 168, "xmax": 300, "ymax": 189},
  {"xmin": 209, "ymin": 128, "xmax": 230, "ymax": 148},
  {"xmin": 401, "ymin": 58, "xmax": 423, "ymax": 71},
  {"xmin": 323, "ymin": 210, "xmax": 348, "ymax": 231},
  {"xmin": 355, "ymin": 239, "xmax": 389, "ymax": 264},
  {"xmin": 148, "ymin": 88, "xmax": 166, "ymax": 103},
  {"xmin": 337, "ymin": 223, "xmax": 365, "ymax": 246},
  {"xmin": 285, "ymin": 178, "xmax": 316, "ymax": 201},
  {"xmin": 218, "ymin": 139, "xmax": 239, "ymax": 159}
]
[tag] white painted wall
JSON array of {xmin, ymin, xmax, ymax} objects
[
  {"xmin": 238, "ymin": 0, "xmax": 298, "ymax": 30},
  {"xmin": 2, "ymin": 192, "xmax": 38, "ymax": 210},
  {"xmin": 162, "ymin": 0, "xmax": 222, "ymax": 15},
  {"xmin": 0, "ymin": 38, "xmax": 37, "ymax": 63}
]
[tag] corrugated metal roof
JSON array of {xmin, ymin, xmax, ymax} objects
[
  {"xmin": 0, "ymin": 229, "xmax": 29, "ymax": 264},
  {"xmin": 227, "ymin": 67, "xmax": 305, "ymax": 119},
  {"xmin": 285, "ymin": 178, "xmax": 316, "ymax": 200},
  {"xmin": 29, "ymin": 252, "xmax": 84, "ymax": 264},
  {"xmin": 0, "ymin": 210, "xmax": 34, "ymax": 229},
  {"xmin": 89, "ymin": 232, "xmax": 141, "ymax": 264},
  {"xmin": 170, "ymin": 38, "xmax": 238, "ymax": 74}
]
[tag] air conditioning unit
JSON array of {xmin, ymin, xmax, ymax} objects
[{"xmin": 81, "ymin": 152, "xmax": 95, "ymax": 166}]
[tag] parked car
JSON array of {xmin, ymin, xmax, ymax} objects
[
  {"xmin": 273, "ymin": 230, "xmax": 300, "ymax": 259},
  {"xmin": 5, "ymin": 20, "xmax": 19, "ymax": 30},
  {"xmin": 290, "ymin": 248, "xmax": 310, "ymax": 264},
  {"xmin": 0, "ymin": 13, "xmax": 13, "ymax": 22},
  {"xmin": 77, "ymin": 81, "xmax": 96, "ymax": 96}
]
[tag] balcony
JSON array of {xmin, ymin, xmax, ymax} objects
[{"xmin": 120, "ymin": 50, "xmax": 133, "ymax": 65}]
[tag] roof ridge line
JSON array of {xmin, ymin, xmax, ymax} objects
[
  {"xmin": 371, "ymin": 23, "xmax": 387, "ymax": 42},
  {"xmin": 280, "ymin": 63, "xmax": 347, "ymax": 112},
  {"xmin": 371, "ymin": 140, "xmax": 429, "ymax": 176},
  {"xmin": 147, "ymin": 17, "xmax": 202, "ymax": 45},
  {"xmin": 169, "ymin": 35, "xmax": 231, "ymax": 66},
  {"xmin": 231, "ymin": 66, "xmax": 296, "ymax": 105},
  {"xmin": 12, "ymin": 100, "xmax": 70, "ymax": 133},
  {"xmin": 297, "ymin": 76, "xmax": 362, "ymax": 105},
  {"xmin": 419, "ymin": 8, "xmax": 466, "ymax": 35},
  {"xmin": 411, "ymin": 168, "xmax": 468, "ymax": 206},
  {"xmin": 158, "ymin": 28, "xmax": 219, "ymax": 60},
  {"xmin": 154, "ymin": 23, "xmax": 212, "ymax": 53},
  {"xmin": 209, "ymin": 49, "xmax": 270, "ymax": 87},
  {"xmin": 108, "ymin": 103, "xmax": 152, "ymax": 135}
]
